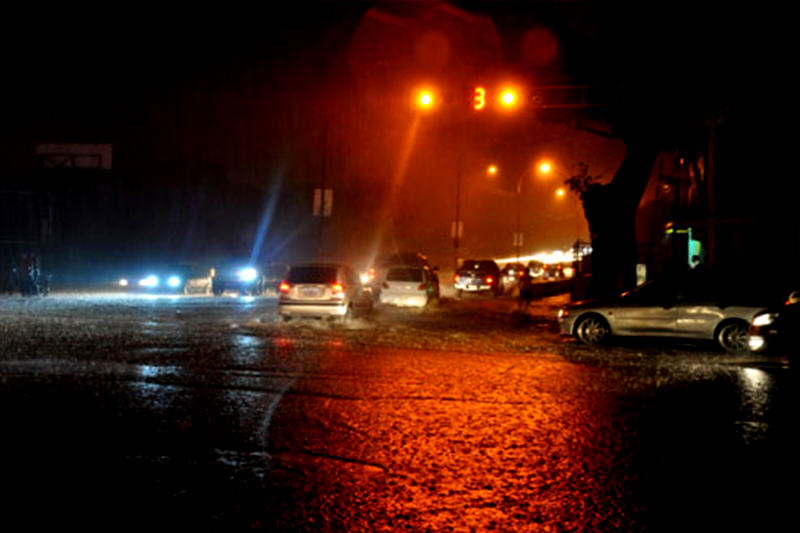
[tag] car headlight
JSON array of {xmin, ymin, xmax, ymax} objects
[
  {"xmin": 557, "ymin": 308, "xmax": 569, "ymax": 319},
  {"xmin": 139, "ymin": 275, "xmax": 159, "ymax": 288},
  {"xmin": 167, "ymin": 275, "xmax": 182, "ymax": 288},
  {"xmin": 119, "ymin": 278, "xmax": 129, "ymax": 287},
  {"xmin": 237, "ymin": 267, "xmax": 258, "ymax": 282},
  {"xmin": 748, "ymin": 336, "xmax": 766, "ymax": 351},
  {"xmin": 752, "ymin": 313, "xmax": 778, "ymax": 327}
]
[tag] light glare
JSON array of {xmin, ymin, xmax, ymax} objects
[
  {"xmin": 237, "ymin": 267, "xmax": 258, "ymax": 282},
  {"xmin": 139, "ymin": 275, "xmax": 159, "ymax": 288}
]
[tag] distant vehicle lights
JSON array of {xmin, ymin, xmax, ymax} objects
[
  {"xmin": 167, "ymin": 275, "xmax": 182, "ymax": 288},
  {"xmin": 237, "ymin": 267, "xmax": 258, "ymax": 282},
  {"xmin": 139, "ymin": 275, "xmax": 159, "ymax": 288}
]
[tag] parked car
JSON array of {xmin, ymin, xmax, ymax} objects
[
  {"xmin": 454, "ymin": 259, "xmax": 501, "ymax": 297},
  {"xmin": 557, "ymin": 271, "xmax": 769, "ymax": 352},
  {"xmin": 211, "ymin": 258, "xmax": 263, "ymax": 296},
  {"xmin": 278, "ymin": 263, "xmax": 373, "ymax": 320},
  {"xmin": 748, "ymin": 291, "xmax": 800, "ymax": 356},
  {"xmin": 378, "ymin": 264, "xmax": 440, "ymax": 307}
]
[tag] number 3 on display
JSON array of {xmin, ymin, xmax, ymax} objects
[{"xmin": 473, "ymin": 86, "xmax": 486, "ymax": 110}]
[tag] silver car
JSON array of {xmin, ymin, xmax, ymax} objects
[
  {"xmin": 278, "ymin": 263, "xmax": 372, "ymax": 320},
  {"xmin": 557, "ymin": 274, "xmax": 768, "ymax": 352}
]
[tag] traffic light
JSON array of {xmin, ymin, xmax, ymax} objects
[
  {"xmin": 498, "ymin": 87, "xmax": 520, "ymax": 109},
  {"xmin": 414, "ymin": 88, "xmax": 437, "ymax": 111}
]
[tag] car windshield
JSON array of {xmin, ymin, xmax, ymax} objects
[
  {"xmin": 621, "ymin": 279, "xmax": 676, "ymax": 304},
  {"xmin": 461, "ymin": 261, "xmax": 495, "ymax": 271},
  {"xmin": 386, "ymin": 267, "xmax": 423, "ymax": 282},
  {"xmin": 288, "ymin": 266, "xmax": 338, "ymax": 284}
]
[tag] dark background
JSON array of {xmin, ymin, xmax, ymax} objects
[{"xmin": 1, "ymin": 2, "xmax": 795, "ymax": 286}]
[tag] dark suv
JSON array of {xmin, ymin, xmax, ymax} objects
[{"xmin": 454, "ymin": 259, "xmax": 501, "ymax": 297}]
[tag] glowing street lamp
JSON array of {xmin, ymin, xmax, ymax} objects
[
  {"xmin": 537, "ymin": 160, "xmax": 553, "ymax": 175},
  {"xmin": 487, "ymin": 164, "xmax": 498, "ymax": 176},
  {"xmin": 555, "ymin": 187, "xmax": 566, "ymax": 198}
]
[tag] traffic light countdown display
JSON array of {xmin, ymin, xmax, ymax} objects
[{"xmin": 415, "ymin": 85, "xmax": 522, "ymax": 112}]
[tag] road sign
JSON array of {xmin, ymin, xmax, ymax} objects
[
  {"xmin": 313, "ymin": 188, "xmax": 333, "ymax": 217},
  {"xmin": 450, "ymin": 221, "xmax": 463, "ymax": 239}
]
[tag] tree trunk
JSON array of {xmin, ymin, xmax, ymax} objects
[{"xmin": 582, "ymin": 139, "xmax": 659, "ymax": 299}]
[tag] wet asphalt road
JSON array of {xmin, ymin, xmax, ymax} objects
[{"xmin": 0, "ymin": 291, "xmax": 796, "ymax": 531}]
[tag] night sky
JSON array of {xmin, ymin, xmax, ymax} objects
[{"xmin": 1, "ymin": 2, "xmax": 794, "ymax": 279}]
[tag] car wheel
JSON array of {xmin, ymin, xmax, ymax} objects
[
  {"xmin": 575, "ymin": 314, "xmax": 610, "ymax": 345},
  {"xmin": 716, "ymin": 321, "xmax": 750, "ymax": 353}
]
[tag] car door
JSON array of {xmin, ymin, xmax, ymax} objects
[
  {"xmin": 612, "ymin": 279, "xmax": 678, "ymax": 336},
  {"xmin": 674, "ymin": 272, "xmax": 724, "ymax": 338}
]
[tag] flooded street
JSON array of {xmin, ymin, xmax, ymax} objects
[{"xmin": 1, "ymin": 291, "xmax": 795, "ymax": 531}]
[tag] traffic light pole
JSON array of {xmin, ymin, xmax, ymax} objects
[{"xmin": 453, "ymin": 152, "xmax": 462, "ymax": 272}]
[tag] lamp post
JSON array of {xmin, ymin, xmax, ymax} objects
[
  {"xmin": 489, "ymin": 163, "xmax": 534, "ymax": 263},
  {"xmin": 513, "ymin": 168, "xmax": 535, "ymax": 263}
]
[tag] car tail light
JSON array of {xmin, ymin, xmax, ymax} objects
[
  {"xmin": 331, "ymin": 282, "xmax": 345, "ymax": 295},
  {"xmin": 453, "ymin": 274, "xmax": 459, "ymax": 282},
  {"xmin": 279, "ymin": 281, "xmax": 291, "ymax": 294},
  {"xmin": 485, "ymin": 276, "xmax": 494, "ymax": 284}
]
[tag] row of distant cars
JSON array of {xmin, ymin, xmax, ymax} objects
[
  {"xmin": 117, "ymin": 260, "xmax": 288, "ymax": 296},
  {"xmin": 117, "ymin": 253, "xmax": 443, "ymax": 321},
  {"xmin": 557, "ymin": 270, "xmax": 798, "ymax": 356}
]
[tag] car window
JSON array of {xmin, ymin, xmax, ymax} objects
[
  {"xmin": 288, "ymin": 266, "xmax": 337, "ymax": 284},
  {"xmin": 461, "ymin": 260, "xmax": 497, "ymax": 271},
  {"xmin": 678, "ymin": 272, "xmax": 718, "ymax": 303},
  {"xmin": 386, "ymin": 267, "xmax": 424, "ymax": 282},
  {"xmin": 622, "ymin": 279, "xmax": 676, "ymax": 305}
]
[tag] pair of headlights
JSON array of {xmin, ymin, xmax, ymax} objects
[
  {"xmin": 236, "ymin": 267, "xmax": 258, "ymax": 282},
  {"xmin": 118, "ymin": 275, "xmax": 182, "ymax": 288}
]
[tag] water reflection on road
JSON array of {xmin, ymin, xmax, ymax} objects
[
  {"xmin": 269, "ymin": 346, "xmax": 639, "ymax": 530},
  {"xmin": 0, "ymin": 293, "xmax": 794, "ymax": 531}
]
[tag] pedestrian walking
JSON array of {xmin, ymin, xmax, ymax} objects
[{"xmin": 517, "ymin": 268, "xmax": 534, "ymax": 312}]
